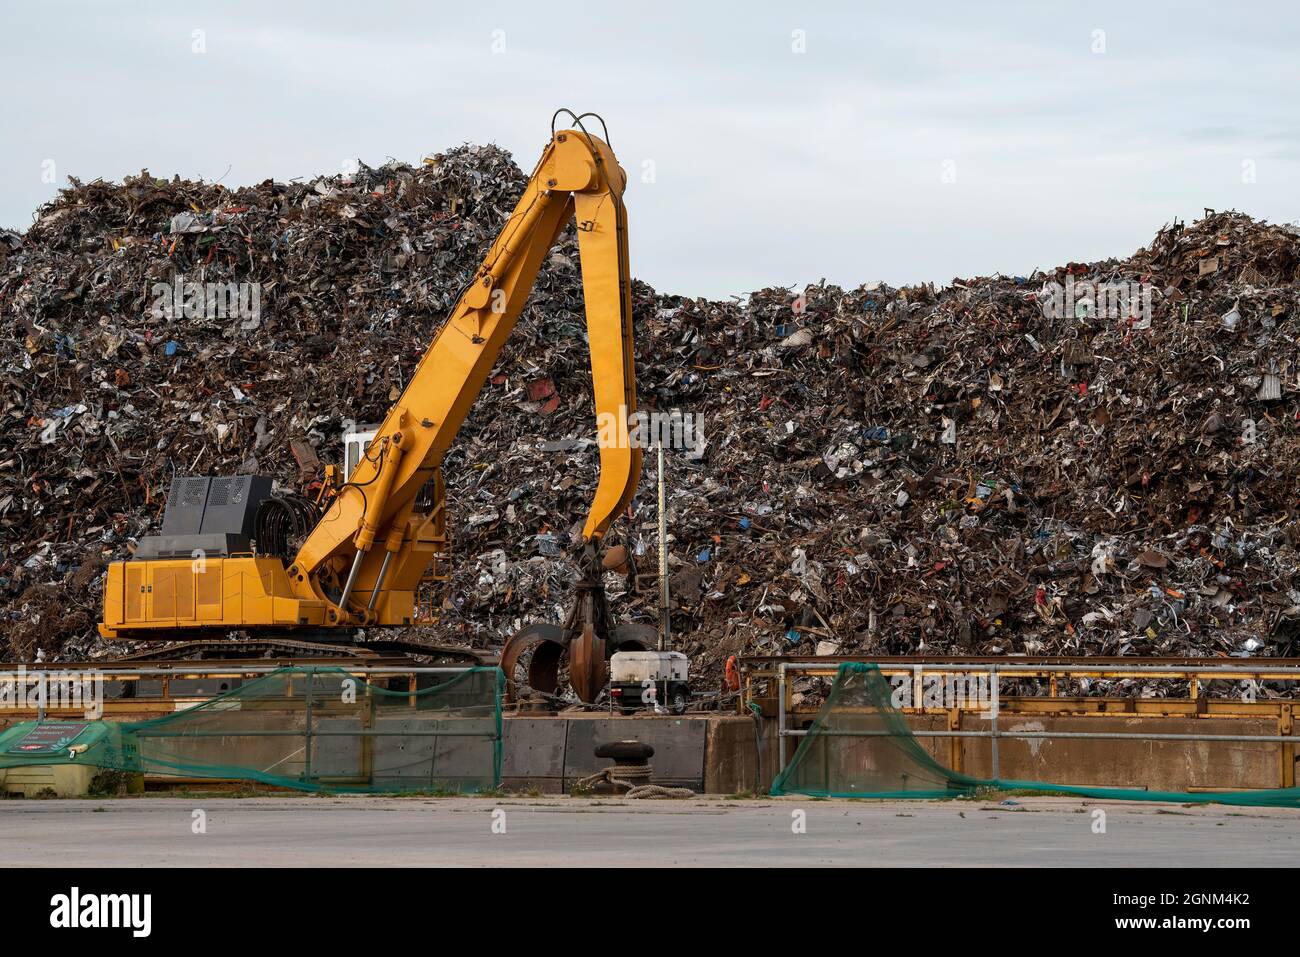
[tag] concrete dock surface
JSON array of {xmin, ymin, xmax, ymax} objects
[{"xmin": 0, "ymin": 795, "xmax": 1297, "ymax": 866}]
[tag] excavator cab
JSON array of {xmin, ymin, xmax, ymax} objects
[{"xmin": 342, "ymin": 424, "xmax": 380, "ymax": 482}]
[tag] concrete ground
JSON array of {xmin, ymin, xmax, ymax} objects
[{"xmin": 2, "ymin": 795, "xmax": 1298, "ymax": 866}]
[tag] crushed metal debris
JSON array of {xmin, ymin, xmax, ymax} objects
[{"xmin": 4, "ymin": 145, "xmax": 1300, "ymax": 689}]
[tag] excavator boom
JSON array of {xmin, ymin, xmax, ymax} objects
[{"xmin": 289, "ymin": 126, "xmax": 641, "ymax": 624}]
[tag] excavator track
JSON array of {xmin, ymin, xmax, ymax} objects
[{"xmin": 104, "ymin": 636, "xmax": 493, "ymax": 665}]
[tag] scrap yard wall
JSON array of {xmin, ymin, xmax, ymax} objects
[
  {"xmin": 754, "ymin": 712, "xmax": 1286, "ymax": 795},
  {"xmin": 1, "ymin": 659, "xmax": 1296, "ymax": 796},
  {"xmin": 0, "ymin": 703, "xmax": 1289, "ymax": 796}
]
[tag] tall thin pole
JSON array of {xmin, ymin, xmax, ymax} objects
[{"xmin": 657, "ymin": 444, "xmax": 669, "ymax": 652}]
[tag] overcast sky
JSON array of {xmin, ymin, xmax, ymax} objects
[{"xmin": 3, "ymin": 0, "xmax": 1297, "ymax": 298}]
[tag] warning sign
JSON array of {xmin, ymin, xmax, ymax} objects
[{"xmin": 6, "ymin": 722, "xmax": 90, "ymax": 755}]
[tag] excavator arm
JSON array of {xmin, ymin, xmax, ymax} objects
[{"xmin": 287, "ymin": 124, "xmax": 641, "ymax": 627}]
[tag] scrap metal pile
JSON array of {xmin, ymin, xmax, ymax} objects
[{"xmin": 4, "ymin": 142, "xmax": 1300, "ymax": 685}]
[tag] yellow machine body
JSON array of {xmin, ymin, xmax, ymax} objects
[{"xmin": 101, "ymin": 557, "xmax": 324, "ymax": 636}]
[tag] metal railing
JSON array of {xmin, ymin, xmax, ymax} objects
[
  {"xmin": 752, "ymin": 659, "xmax": 1300, "ymax": 787},
  {"xmin": 0, "ymin": 662, "xmax": 492, "ymax": 725},
  {"xmin": 0, "ymin": 664, "xmax": 502, "ymax": 791}
]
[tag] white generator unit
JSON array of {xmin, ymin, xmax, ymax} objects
[{"xmin": 609, "ymin": 651, "xmax": 690, "ymax": 715}]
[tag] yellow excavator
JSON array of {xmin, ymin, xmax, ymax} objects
[{"xmin": 98, "ymin": 111, "xmax": 654, "ymax": 701}]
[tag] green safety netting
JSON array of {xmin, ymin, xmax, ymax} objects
[
  {"xmin": 0, "ymin": 666, "xmax": 503, "ymax": 793},
  {"xmin": 770, "ymin": 662, "xmax": 1300, "ymax": 807}
]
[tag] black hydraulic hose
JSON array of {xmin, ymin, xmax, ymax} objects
[{"xmin": 255, "ymin": 493, "xmax": 322, "ymax": 558}]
